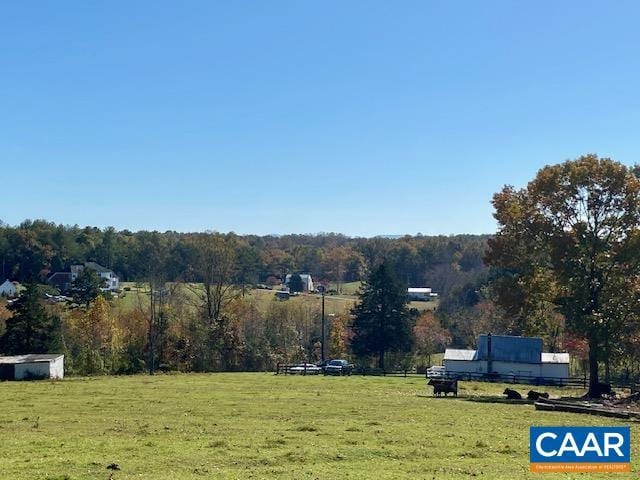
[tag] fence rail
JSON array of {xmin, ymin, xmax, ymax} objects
[{"xmin": 274, "ymin": 363, "xmax": 640, "ymax": 391}]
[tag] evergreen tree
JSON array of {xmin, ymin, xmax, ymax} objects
[
  {"xmin": 0, "ymin": 283, "xmax": 61, "ymax": 354},
  {"xmin": 71, "ymin": 268, "xmax": 107, "ymax": 307},
  {"xmin": 350, "ymin": 263, "xmax": 412, "ymax": 369},
  {"xmin": 288, "ymin": 274, "xmax": 304, "ymax": 293}
]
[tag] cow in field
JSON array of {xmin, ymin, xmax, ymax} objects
[
  {"xmin": 527, "ymin": 390, "xmax": 549, "ymax": 401},
  {"xmin": 503, "ymin": 388, "xmax": 522, "ymax": 400},
  {"xmin": 428, "ymin": 379, "xmax": 458, "ymax": 397}
]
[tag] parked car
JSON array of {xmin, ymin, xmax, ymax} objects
[
  {"xmin": 316, "ymin": 360, "xmax": 330, "ymax": 372},
  {"xmin": 288, "ymin": 363, "xmax": 322, "ymax": 375},
  {"xmin": 323, "ymin": 359, "xmax": 354, "ymax": 376},
  {"xmin": 426, "ymin": 366, "xmax": 446, "ymax": 379}
]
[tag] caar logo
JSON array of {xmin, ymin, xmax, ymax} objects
[{"xmin": 530, "ymin": 426, "xmax": 630, "ymax": 472}]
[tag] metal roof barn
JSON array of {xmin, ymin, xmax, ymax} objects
[
  {"xmin": 475, "ymin": 334, "xmax": 543, "ymax": 363},
  {"xmin": 0, "ymin": 354, "xmax": 64, "ymax": 380}
]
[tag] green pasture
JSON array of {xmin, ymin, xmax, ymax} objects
[
  {"xmin": 0, "ymin": 373, "xmax": 633, "ymax": 479},
  {"xmin": 115, "ymin": 282, "xmax": 437, "ymax": 316}
]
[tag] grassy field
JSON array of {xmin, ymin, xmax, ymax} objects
[
  {"xmin": 0, "ymin": 373, "xmax": 634, "ymax": 479},
  {"xmin": 116, "ymin": 282, "xmax": 437, "ymax": 316}
]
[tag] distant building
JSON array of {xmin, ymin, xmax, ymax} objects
[
  {"xmin": 285, "ymin": 274, "xmax": 314, "ymax": 292},
  {"xmin": 47, "ymin": 272, "xmax": 74, "ymax": 293},
  {"xmin": 0, "ymin": 354, "xmax": 64, "ymax": 380},
  {"xmin": 407, "ymin": 287, "xmax": 437, "ymax": 301},
  {"xmin": 443, "ymin": 334, "xmax": 569, "ymax": 385},
  {"xmin": 0, "ymin": 279, "xmax": 17, "ymax": 298},
  {"xmin": 71, "ymin": 262, "xmax": 119, "ymax": 291}
]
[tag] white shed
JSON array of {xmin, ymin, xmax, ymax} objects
[{"xmin": 0, "ymin": 354, "xmax": 64, "ymax": 380}]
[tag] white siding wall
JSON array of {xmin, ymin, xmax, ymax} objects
[
  {"xmin": 50, "ymin": 357, "xmax": 64, "ymax": 379},
  {"xmin": 445, "ymin": 360, "xmax": 487, "ymax": 375},
  {"xmin": 408, "ymin": 292, "xmax": 429, "ymax": 301},
  {"xmin": 540, "ymin": 363, "xmax": 569, "ymax": 384},
  {"xmin": 445, "ymin": 359, "xmax": 568, "ymax": 385}
]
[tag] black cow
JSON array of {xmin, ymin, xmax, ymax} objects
[
  {"xmin": 527, "ymin": 390, "xmax": 550, "ymax": 401},
  {"xmin": 428, "ymin": 379, "xmax": 458, "ymax": 397},
  {"xmin": 503, "ymin": 388, "xmax": 522, "ymax": 400},
  {"xmin": 591, "ymin": 383, "xmax": 612, "ymax": 398}
]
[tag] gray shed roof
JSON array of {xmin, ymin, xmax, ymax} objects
[
  {"xmin": 0, "ymin": 354, "xmax": 63, "ymax": 364},
  {"xmin": 444, "ymin": 349, "xmax": 476, "ymax": 361}
]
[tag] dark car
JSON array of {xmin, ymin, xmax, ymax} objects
[{"xmin": 323, "ymin": 359, "xmax": 354, "ymax": 376}]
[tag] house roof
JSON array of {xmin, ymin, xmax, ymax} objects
[
  {"xmin": 0, "ymin": 354, "xmax": 63, "ymax": 364},
  {"xmin": 48, "ymin": 272, "xmax": 73, "ymax": 281},
  {"xmin": 475, "ymin": 334, "xmax": 543, "ymax": 363},
  {"xmin": 408, "ymin": 287, "xmax": 431, "ymax": 294},
  {"xmin": 84, "ymin": 262, "xmax": 112, "ymax": 273},
  {"xmin": 541, "ymin": 353, "xmax": 570, "ymax": 364},
  {"xmin": 444, "ymin": 349, "xmax": 477, "ymax": 361}
]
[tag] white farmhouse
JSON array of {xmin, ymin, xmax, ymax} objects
[
  {"xmin": 0, "ymin": 354, "xmax": 64, "ymax": 380},
  {"xmin": 443, "ymin": 334, "xmax": 570, "ymax": 385},
  {"xmin": 0, "ymin": 279, "xmax": 17, "ymax": 297},
  {"xmin": 71, "ymin": 262, "xmax": 119, "ymax": 291}
]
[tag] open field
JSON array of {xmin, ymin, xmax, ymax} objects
[
  {"xmin": 0, "ymin": 373, "xmax": 633, "ymax": 479},
  {"xmin": 115, "ymin": 282, "xmax": 438, "ymax": 316}
]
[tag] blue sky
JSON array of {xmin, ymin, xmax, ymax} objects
[{"xmin": 2, "ymin": 1, "xmax": 639, "ymax": 236}]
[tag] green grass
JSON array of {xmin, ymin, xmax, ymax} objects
[
  {"xmin": 115, "ymin": 282, "xmax": 438, "ymax": 316},
  {"xmin": 0, "ymin": 373, "xmax": 634, "ymax": 479}
]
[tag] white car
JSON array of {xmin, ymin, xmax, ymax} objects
[{"xmin": 288, "ymin": 363, "xmax": 322, "ymax": 375}]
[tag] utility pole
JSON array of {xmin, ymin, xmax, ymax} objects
[{"xmin": 318, "ymin": 285, "xmax": 326, "ymax": 362}]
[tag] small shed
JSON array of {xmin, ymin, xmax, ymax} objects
[{"xmin": 0, "ymin": 354, "xmax": 64, "ymax": 380}]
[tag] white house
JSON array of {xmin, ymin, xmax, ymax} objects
[
  {"xmin": 0, "ymin": 354, "xmax": 64, "ymax": 380},
  {"xmin": 0, "ymin": 279, "xmax": 17, "ymax": 297},
  {"xmin": 71, "ymin": 262, "xmax": 119, "ymax": 291},
  {"xmin": 443, "ymin": 334, "xmax": 570, "ymax": 385},
  {"xmin": 285, "ymin": 274, "xmax": 314, "ymax": 292}
]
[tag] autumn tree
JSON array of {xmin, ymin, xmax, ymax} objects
[
  {"xmin": 486, "ymin": 155, "xmax": 640, "ymax": 396},
  {"xmin": 324, "ymin": 246, "xmax": 363, "ymax": 294},
  {"xmin": 187, "ymin": 233, "xmax": 242, "ymax": 369},
  {"xmin": 350, "ymin": 263, "xmax": 412, "ymax": 369},
  {"xmin": 413, "ymin": 311, "xmax": 451, "ymax": 366},
  {"xmin": 329, "ymin": 313, "xmax": 350, "ymax": 359},
  {"xmin": 68, "ymin": 295, "xmax": 122, "ymax": 374}
]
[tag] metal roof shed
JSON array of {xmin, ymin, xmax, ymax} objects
[{"xmin": 0, "ymin": 354, "xmax": 64, "ymax": 380}]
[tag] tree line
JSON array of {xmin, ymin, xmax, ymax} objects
[{"xmin": 2, "ymin": 155, "xmax": 640, "ymax": 397}]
